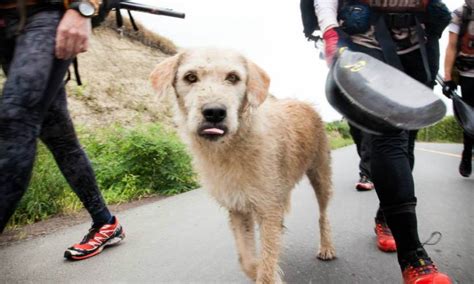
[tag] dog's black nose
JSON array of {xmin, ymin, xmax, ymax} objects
[{"xmin": 202, "ymin": 104, "xmax": 227, "ymax": 123}]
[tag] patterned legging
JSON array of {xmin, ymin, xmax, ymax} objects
[{"xmin": 0, "ymin": 8, "xmax": 107, "ymax": 232}]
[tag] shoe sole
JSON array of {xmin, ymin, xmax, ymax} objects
[
  {"xmin": 355, "ymin": 184, "xmax": 374, "ymax": 191},
  {"xmin": 65, "ymin": 232, "xmax": 125, "ymax": 261},
  {"xmin": 459, "ymin": 171, "xmax": 471, "ymax": 178}
]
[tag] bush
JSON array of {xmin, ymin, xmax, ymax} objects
[
  {"xmin": 325, "ymin": 120, "xmax": 354, "ymax": 149},
  {"xmin": 417, "ymin": 116, "xmax": 463, "ymax": 143},
  {"xmin": 326, "ymin": 120, "xmax": 352, "ymax": 139},
  {"xmin": 9, "ymin": 123, "xmax": 197, "ymax": 227},
  {"xmin": 86, "ymin": 124, "xmax": 198, "ymax": 197}
]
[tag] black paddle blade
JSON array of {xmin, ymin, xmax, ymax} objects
[
  {"xmin": 326, "ymin": 50, "xmax": 446, "ymax": 135},
  {"xmin": 452, "ymin": 94, "xmax": 474, "ymax": 138}
]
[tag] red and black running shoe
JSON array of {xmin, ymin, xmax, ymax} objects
[
  {"xmin": 402, "ymin": 252, "xmax": 452, "ymax": 284},
  {"xmin": 374, "ymin": 218, "xmax": 397, "ymax": 252},
  {"xmin": 64, "ymin": 216, "xmax": 125, "ymax": 260},
  {"xmin": 355, "ymin": 175, "xmax": 374, "ymax": 191}
]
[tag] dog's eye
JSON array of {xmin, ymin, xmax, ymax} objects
[
  {"xmin": 225, "ymin": 73, "xmax": 240, "ymax": 84},
  {"xmin": 184, "ymin": 73, "xmax": 198, "ymax": 84}
]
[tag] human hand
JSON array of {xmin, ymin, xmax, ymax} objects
[
  {"xmin": 442, "ymin": 80, "xmax": 457, "ymax": 98},
  {"xmin": 55, "ymin": 9, "xmax": 91, "ymax": 59},
  {"xmin": 322, "ymin": 27, "xmax": 349, "ymax": 66}
]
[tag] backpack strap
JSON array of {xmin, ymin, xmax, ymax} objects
[
  {"xmin": 373, "ymin": 13, "xmax": 404, "ymax": 71},
  {"xmin": 414, "ymin": 16, "xmax": 432, "ymax": 84},
  {"xmin": 73, "ymin": 57, "xmax": 82, "ymax": 86},
  {"xmin": 373, "ymin": 13, "xmax": 432, "ymax": 84},
  {"xmin": 457, "ymin": 6, "xmax": 470, "ymax": 55}
]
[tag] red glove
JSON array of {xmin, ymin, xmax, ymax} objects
[{"xmin": 322, "ymin": 27, "xmax": 349, "ymax": 66}]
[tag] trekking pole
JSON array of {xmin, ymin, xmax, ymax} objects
[
  {"xmin": 307, "ymin": 34, "xmax": 325, "ymax": 60},
  {"xmin": 119, "ymin": 1, "xmax": 185, "ymax": 19}
]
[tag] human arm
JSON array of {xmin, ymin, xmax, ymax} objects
[
  {"xmin": 444, "ymin": 32, "xmax": 459, "ymax": 82},
  {"xmin": 314, "ymin": 0, "xmax": 338, "ymax": 33},
  {"xmin": 55, "ymin": 0, "xmax": 100, "ymax": 59},
  {"xmin": 442, "ymin": 7, "xmax": 462, "ymax": 97},
  {"xmin": 314, "ymin": 0, "xmax": 348, "ymax": 66}
]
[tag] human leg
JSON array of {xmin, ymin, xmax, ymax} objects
[
  {"xmin": 0, "ymin": 10, "xmax": 68, "ymax": 232},
  {"xmin": 39, "ymin": 87, "xmax": 112, "ymax": 225},
  {"xmin": 349, "ymin": 123, "xmax": 374, "ymax": 191},
  {"xmin": 458, "ymin": 76, "xmax": 474, "ymax": 177}
]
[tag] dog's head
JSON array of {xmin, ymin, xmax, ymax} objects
[{"xmin": 150, "ymin": 48, "xmax": 270, "ymax": 142}]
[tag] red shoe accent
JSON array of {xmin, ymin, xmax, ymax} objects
[
  {"xmin": 402, "ymin": 258, "xmax": 452, "ymax": 284},
  {"xmin": 374, "ymin": 219, "xmax": 397, "ymax": 252},
  {"xmin": 64, "ymin": 216, "xmax": 125, "ymax": 260},
  {"xmin": 355, "ymin": 175, "xmax": 374, "ymax": 191}
]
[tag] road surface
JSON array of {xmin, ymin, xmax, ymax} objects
[{"xmin": 0, "ymin": 143, "xmax": 472, "ymax": 283}]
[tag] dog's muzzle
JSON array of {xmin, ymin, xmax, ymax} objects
[{"xmin": 199, "ymin": 103, "xmax": 228, "ymax": 140}]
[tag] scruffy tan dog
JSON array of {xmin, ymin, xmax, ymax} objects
[{"xmin": 150, "ymin": 48, "xmax": 335, "ymax": 283}]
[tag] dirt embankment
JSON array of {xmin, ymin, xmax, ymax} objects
[
  {"xmin": 0, "ymin": 16, "xmax": 177, "ymax": 128},
  {"xmin": 66, "ymin": 18, "xmax": 177, "ymax": 128}
]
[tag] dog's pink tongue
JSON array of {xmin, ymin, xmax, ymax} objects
[{"xmin": 203, "ymin": 128, "xmax": 224, "ymax": 135}]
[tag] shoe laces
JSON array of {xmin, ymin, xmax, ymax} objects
[
  {"xmin": 405, "ymin": 257, "xmax": 438, "ymax": 277},
  {"xmin": 422, "ymin": 231, "xmax": 442, "ymax": 246},
  {"xmin": 80, "ymin": 226, "xmax": 100, "ymax": 244}
]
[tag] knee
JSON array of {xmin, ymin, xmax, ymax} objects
[
  {"xmin": 0, "ymin": 104, "xmax": 41, "ymax": 139},
  {"xmin": 41, "ymin": 132, "xmax": 81, "ymax": 153}
]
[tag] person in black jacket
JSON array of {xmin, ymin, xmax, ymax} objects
[
  {"xmin": 314, "ymin": 0, "xmax": 452, "ymax": 283},
  {"xmin": 443, "ymin": 0, "xmax": 474, "ymax": 178}
]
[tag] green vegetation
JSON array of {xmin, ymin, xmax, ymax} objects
[
  {"xmin": 417, "ymin": 116, "xmax": 463, "ymax": 143},
  {"xmin": 9, "ymin": 116, "xmax": 461, "ymax": 228},
  {"xmin": 8, "ymin": 124, "xmax": 198, "ymax": 227},
  {"xmin": 9, "ymin": 120, "xmax": 353, "ymax": 227},
  {"xmin": 325, "ymin": 116, "xmax": 464, "ymax": 146},
  {"xmin": 326, "ymin": 120, "xmax": 354, "ymax": 149}
]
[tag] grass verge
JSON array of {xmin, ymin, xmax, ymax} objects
[
  {"xmin": 326, "ymin": 120, "xmax": 354, "ymax": 149},
  {"xmin": 8, "ymin": 123, "xmax": 197, "ymax": 228},
  {"xmin": 417, "ymin": 116, "xmax": 463, "ymax": 143}
]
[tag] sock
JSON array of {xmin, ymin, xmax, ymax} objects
[
  {"xmin": 384, "ymin": 211, "xmax": 422, "ymax": 270},
  {"xmin": 91, "ymin": 207, "xmax": 113, "ymax": 227},
  {"xmin": 375, "ymin": 207, "xmax": 384, "ymax": 222}
]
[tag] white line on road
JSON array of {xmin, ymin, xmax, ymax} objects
[{"xmin": 416, "ymin": 147, "xmax": 462, "ymax": 158}]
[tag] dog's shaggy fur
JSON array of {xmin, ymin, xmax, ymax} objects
[{"xmin": 151, "ymin": 48, "xmax": 335, "ymax": 283}]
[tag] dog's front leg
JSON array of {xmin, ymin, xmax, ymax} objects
[
  {"xmin": 256, "ymin": 211, "xmax": 284, "ymax": 284},
  {"xmin": 229, "ymin": 210, "xmax": 258, "ymax": 281}
]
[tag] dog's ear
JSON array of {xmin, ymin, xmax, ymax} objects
[
  {"xmin": 150, "ymin": 53, "xmax": 182, "ymax": 97},
  {"xmin": 246, "ymin": 60, "xmax": 270, "ymax": 107}
]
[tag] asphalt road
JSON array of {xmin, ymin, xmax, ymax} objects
[{"xmin": 0, "ymin": 143, "xmax": 472, "ymax": 283}]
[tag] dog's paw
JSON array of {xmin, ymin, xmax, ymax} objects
[
  {"xmin": 256, "ymin": 273, "xmax": 282, "ymax": 284},
  {"xmin": 243, "ymin": 262, "xmax": 258, "ymax": 281},
  {"xmin": 317, "ymin": 246, "xmax": 336, "ymax": 261}
]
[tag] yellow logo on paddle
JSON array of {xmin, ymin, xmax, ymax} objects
[{"xmin": 343, "ymin": 60, "xmax": 367, "ymax": 72}]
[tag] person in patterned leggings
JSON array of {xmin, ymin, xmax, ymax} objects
[{"xmin": 0, "ymin": 0, "xmax": 124, "ymax": 260}]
